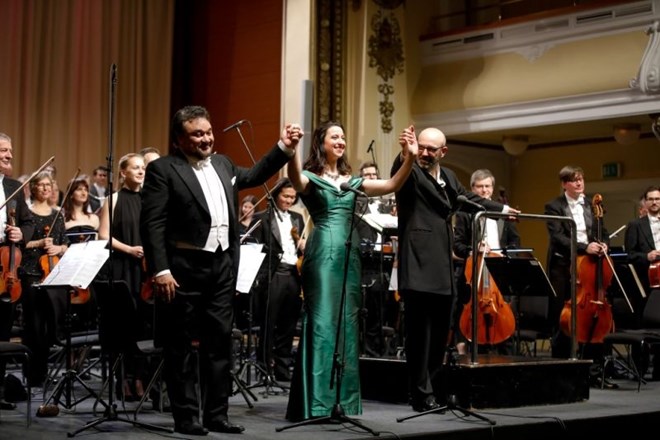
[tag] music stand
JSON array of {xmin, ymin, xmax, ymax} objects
[
  {"xmin": 484, "ymin": 250, "xmax": 556, "ymax": 356},
  {"xmin": 67, "ymin": 279, "xmax": 172, "ymax": 437},
  {"xmin": 38, "ymin": 285, "xmax": 107, "ymax": 412}
]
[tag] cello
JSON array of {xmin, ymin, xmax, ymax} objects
[
  {"xmin": 559, "ymin": 194, "xmax": 614, "ymax": 343},
  {"xmin": 459, "ymin": 248, "xmax": 516, "ymax": 346}
]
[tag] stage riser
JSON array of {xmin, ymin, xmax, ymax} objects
[{"xmin": 359, "ymin": 356, "xmax": 591, "ymax": 409}]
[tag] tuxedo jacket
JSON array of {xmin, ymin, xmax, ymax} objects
[
  {"xmin": 453, "ymin": 211, "xmax": 521, "ymax": 259},
  {"xmin": 544, "ymin": 193, "xmax": 610, "ymax": 270},
  {"xmin": 391, "ymin": 159, "xmax": 504, "ymax": 295},
  {"xmin": 2, "ymin": 177, "xmax": 34, "ymax": 245},
  {"xmin": 252, "ymin": 207, "xmax": 304, "ymax": 279},
  {"xmin": 140, "ymin": 145, "xmax": 291, "ymax": 281},
  {"xmin": 625, "ymin": 215, "xmax": 657, "ymax": 268}
]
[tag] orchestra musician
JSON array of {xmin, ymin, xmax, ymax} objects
[
  {"xmin": 355, "ymin": 161, "xmax": 390, "ymax": 357},
  {"xmin": 98, "ymin": 153, "xmax": 148, "ymax": 402},
  {"xmin": 452, "ymin": 169, "xmax": 520, "ymax": 355},
  {"xmin": 544, "ymin": 165, "xmax": 615, "ymax": 388},
  {"xmin": 251, "ymin": 177, "xmax": 304, "ymax": 381},
  {"xmin": 624, "ymin": 185, "xmax": 660, "ymax": 380},
  {"xmin": 0, "ymin": 133, "xmax": 35, "ymax": 409},
  {"xmin": 21, "ymin": 172, "xmax": 68, "ymax": 389},
  {"xmin": 89, "ymin": 166, "xmax": 109, "ymax": 214}
]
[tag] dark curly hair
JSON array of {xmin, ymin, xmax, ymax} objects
[{"xmin": 303, "ymin": 121, "xmax": 352, "ymax": 176}]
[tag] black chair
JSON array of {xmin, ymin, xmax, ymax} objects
[
  {"xmin": 602, "ymin": 289, "xmax": 660, "ymax": 391},
  {"xmin": 0, "ymin": 342, "xmax": 31, "ymax": 427},
  {"xmin": 514, "ymin": 296, "xmax": 552, "ymax": 357}
]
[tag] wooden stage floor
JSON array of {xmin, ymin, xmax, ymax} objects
[{"xmin": 1, "ymin": 356, "xmax": 659, "ymax": 440}]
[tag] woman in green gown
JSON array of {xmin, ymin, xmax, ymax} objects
[{"xmin": 285, "ymin": 121, "xmax": 418, "ymax": 421}]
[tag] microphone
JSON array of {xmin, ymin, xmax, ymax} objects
[
  {"xmin": 456, "ymin": 195, "xmax": 486, "ymax": 212},
  {"xmin": 366, "ymin": 139, "xmax": 375, "ymax": 153},
  {"xmin": 340, "ymin": 182, "xmax": 367, "ymax": 198},
  {"xmin": 223, "ymin": 119, "xmax": 248, "ymax": 133}
]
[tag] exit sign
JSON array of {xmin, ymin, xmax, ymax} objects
[{"xmin": 602, "ymin": 162, "xmax": 621, "ymax": 178}]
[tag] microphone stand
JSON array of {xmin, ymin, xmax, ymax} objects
[
  {"xmin": 246, "ymin": 198, "xmax": 288, "ymax": 397},
  {"xmin": 277, "ymin": 191, "xmax": 379, "ymax": 436},
  {"xmin": 68, "ymin": 64, "xmax": 171, "ymax": 437},
  {"xmin": 229, "ymin": 123, "xmax": 281, "ymax": 222},
  {"xmin": 226, "ymin": 123, "xmax": 285, "ymax": 395}
]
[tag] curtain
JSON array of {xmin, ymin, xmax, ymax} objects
[{"xmin": 0, "ymin": 0, "xmax": 174, "ymax": 189}]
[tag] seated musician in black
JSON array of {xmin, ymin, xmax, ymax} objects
[
  {"xmin": 251, "ymin": 177, "xmax": 305, "ymax": 381},
  {"xmin": 355, "ymin": 161, "xmax": 395, "ymax": 357},
  {"xmin": 625, "ymin": 185, "xmax": 660, "ymax": 379},
  {"xmin": 453, "ymin": 169, "xmax": 520, "ymax": 355}
]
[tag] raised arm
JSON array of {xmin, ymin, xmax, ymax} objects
[
  {"xmin": 286, "ymin": 132, "xmax": 310, "ymax": 194},
  {"xmin": 362, "ymin": 125, "xmax": 418, "ymax": 197}
]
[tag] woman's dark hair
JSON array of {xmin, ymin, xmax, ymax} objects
[
  {"xmin": 63, "ymin": 178, "xmax": 91, "ymax": 222},
  {"xmin": 303, "ymin": 121, "xmax": 352, "ymax": 176}
]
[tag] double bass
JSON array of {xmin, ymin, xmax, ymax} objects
[
  {"xmin": 559, "ymin": 194, "xmax": 614, "ymax": 343},
  {"xmin": 459, "ymin": 248, "xmax": 516, "ymax": 346}
]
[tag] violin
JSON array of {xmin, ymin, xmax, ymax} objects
[
  {"xmin": 39, "ymin": 225, "xmax": 60, "ymax": 280},
  {"xmin": 459, "ymin": 250, "xmax": 516, "ymax": 345},
  {"xmin": 559, "ymin": 194, "xmax": 614, "ymax": 343},
  {"xmin": 649, "ymin": 261, "xmax": 660, "ymax": 289},
  {"xmin": 0, "ymin": 208, "xmax": 23, "ymax": 303}
]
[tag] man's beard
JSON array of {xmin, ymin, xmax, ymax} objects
[{"xmin": 417, "ymin": 157, "xmax": 438, "ymax": 170}]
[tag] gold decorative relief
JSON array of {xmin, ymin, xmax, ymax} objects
[{"xmin": 368, "ymin": 9, "xmax": 404, "ymax": 133}]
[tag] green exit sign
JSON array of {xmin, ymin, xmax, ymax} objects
[{"xmin": 602, "ymin": 162, "xmax": 621, "ymax": 178}]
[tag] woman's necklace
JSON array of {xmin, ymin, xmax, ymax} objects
[{"xmin": 323, "ymin": 170, "xmax": 340, "ymax": 181}]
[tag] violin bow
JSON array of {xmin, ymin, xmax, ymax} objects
[
  {"xmin": 238, "ymin": 192, "xmax": 270, "ymax": 223},
  {"xmin": 44, "ymin": 168, "xmax": 81, "ymax": 237},
  {"xmin": 603, "ymin": 252, "xmax": 635, "ymax": 313},
  {"xmin": 294, "ymin": 214, "xmax": 312, "ymax": 253},
  {"xmin": 0, "ymin": 156, "xmax": 55, "ymax": 212}
]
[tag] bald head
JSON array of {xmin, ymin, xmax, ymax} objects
[
  {"xmin": 418, "ymin": 128, "xmax": 446, "ymax": 146},
  {"xmin": 416, "ymin": 127, "xmax": 447, "ymax": 172}
]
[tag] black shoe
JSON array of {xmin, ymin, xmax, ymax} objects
[
  {"xmin": 590, "ymin": 375, "xmax": 619, "ymax": 389},
  {"xmin": 174, "ymin": 421, "xmax": 208, "ymax": 436},
  {"xmin": 204, "ymin": 419, "xmax": 245, "ymax": 433},
  {"xmin": 411, "ymin": 395, "xmax": 440, "ymax": 412},
  {"xmin": 0, "ymin": 399, "xmax": 17, "ymax": 410}
]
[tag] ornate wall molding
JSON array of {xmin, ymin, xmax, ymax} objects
[
  {"xmin": 368, "ymin": 8, "xmax": 404, "ymax": 133},
  {"xmin": 631, "ymin": 20, "xmax": 660, "ymax": 93},
  {"xmin": 315, "ymin": 0, "xmax": 345, "ymax": 125}
]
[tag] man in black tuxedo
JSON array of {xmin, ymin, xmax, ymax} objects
[
  {"xmin": 252, "ymin": 177, "xmax": 304, "ymax": 381},
  {"xmin": 544, "ymin": 165, "xmax": 613, "ymax": 387},
  {"xmin": 625, "ymin": 185, "xmax": 660, "ymax": 295},
  {"xmin": 624, "ymin": 185, "xmax": 660, "ymax": 379},
  {"xmin": 391, "ymin": 127, "xmax": 513, "ymax": 412},
  {"xmin": 0, "ymin": 133, "xmax": 35, "ymax": 409},
  {"xmin": 140, "ymin": 106, "xmax": 301, "ymax": 436}
]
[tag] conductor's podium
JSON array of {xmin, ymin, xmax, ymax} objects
[{"xmin": 359, "ymin": 354, "xmax": 591, "ymax": 409}]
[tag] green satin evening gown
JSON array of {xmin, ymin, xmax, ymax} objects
[{"xmin": 285, "ymin": 172, "xmax": 364, "ymax": 421}]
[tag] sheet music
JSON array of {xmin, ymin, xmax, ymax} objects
[
  {"xmin": 363, "ymin": 212, "xmax": 398, "ymax": 232},
  {"xmin": 236, "ymin": 243, "xmax": 266, "ymax": 294},
  {"xmin": 39, "ymin": 240, "xmax": 109, "ymax": 289}
]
